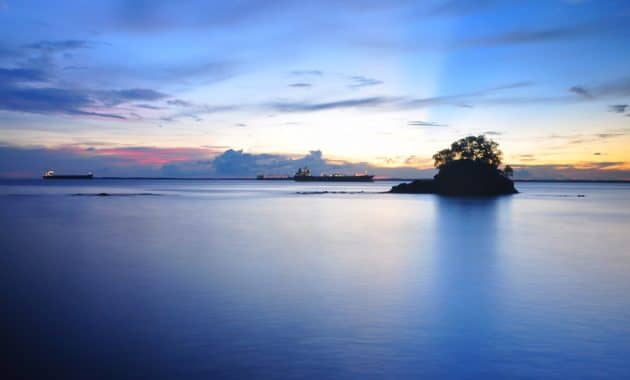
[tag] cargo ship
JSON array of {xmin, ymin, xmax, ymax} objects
[
  {"xmin": 293, "ymin": 167, "xmax": 374, "ymax": 182},
  {"xmin": 43, "ymin": 170, "xmax": 93, "ymax": 180},
  {"xmin": 256, "ymin": 174, "xmax": 291, "ymax": 180}
]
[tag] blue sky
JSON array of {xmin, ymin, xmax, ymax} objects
[{"xmin": 0, "ymin": 0, "xmax": 629, "ymax": 178}]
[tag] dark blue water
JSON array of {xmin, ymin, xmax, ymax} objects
[{"xmin": 1, "ymin": 180, "xmax": 630, "ymax": 379}]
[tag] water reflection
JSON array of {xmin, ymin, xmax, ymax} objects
[
  {"xmin": 428, "ymin": 197, "xmax": 507, "ymax": 375},
  {"xmin": 2, "ymin": 181, "xmax": 630, "ymax": 379}
]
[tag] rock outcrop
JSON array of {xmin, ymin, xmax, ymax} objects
[{"xmin": 390, "ymin": 160, "xmax": 517, "ymax": 196}]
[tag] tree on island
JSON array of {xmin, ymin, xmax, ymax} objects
[
  {"xmin": 391, "ymin": 135, "xmax": 517, "ymax": 195},
  {"xmin": 432, "ymin": 135, "xmax": 502, "ymax": 169}
]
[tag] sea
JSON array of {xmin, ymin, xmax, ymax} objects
[{"xmin": 1, "ymin": 179, "xmax": 629, "ymax": 379}]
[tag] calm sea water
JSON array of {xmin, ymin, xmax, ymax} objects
[{"xmin": 1, "ymin": 179, "xmax": 630, "ymax": 379}]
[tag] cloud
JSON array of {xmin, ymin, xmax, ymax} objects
[
  {"xmin": 408, "ymin": 120, "xmax": 447, "ymax": 127},
  {"xmin": 459, "ymin": 18, "xmax": 625, "ymax": 48},
  {"xmin": 0, "ymin": 65, "xmax": 169, "ymax": 119},
  {"xmin": 290, "ymin": 70, "xmax": 323, "ymax": 76},
  {"xmin": 0, "ymin": 68, "xmax": 48, "ymax": 83},
  {"xmin": 0, "ymin": 86, "xmax": 106, "ymax": 118},
  {"xmin": 268, "ymin": 96, "xmax": 399, "ymax": 112},
  {"xmin": 210, "ymin": 149, "xmax": 434, "ymax": 178},
  {"xmin": 357, "ymin": 15, "xmax": 624, "ymax": 52},
  {"xmin": 404, "ymin": 155, "xmax": 433, "ymax": 167},
  {"xmin": 484, "ymin": 131, "xmax": 502, "ymax": 136},
  {"xmin": 23, "ymin": 40, "xmax": 92, "ymax": 52},
  {"xmin": 517, "ymin": 154, "xmax": 536, "ymax": 162},
  {"xmin": 570, "ymin": 78, "xmax": 630, "ymax": 100},
  {"xmin": 166, "ymin": 99, "xmax": 192, "ymax": 107},
  {"xmin": 109, "ymin": 1, "xmax": 290, "ymax": 32},
  {"xmin": 71, "ymin": 110, "xmax": 127, "ymax": 119},
  {"xmin": 95, "ymin": 146, "xmax": 217, "ymax": 165},
  {"xmin": 160, "ymin": 104, "xmax": 239, "ymax": 122},
  {"xmin": 542, "ymin": 130, "xmax": 628, "ymax": 148},
  {"xmin": 609, "ymin": 104, "xmax": 628, "ymax": 113},
  {"xmin": 348, "ymin": 75, "xmax": 383, "ymax": 88},
  {"xmin": 595, "ymin": 132, "xmax": 625, "ymax": 139},
  {"xmin": 395, "ymin": 81, "xmax": 532, "ymax": 109},
  {"xmin": 570, "ymin": 86, "xmax": 593, "ymax": 99},
  {"xmin": 513, "ymin": 163, "xmax": 630, "ymax": 180},
  {"xmin": 597, "ymin": 77, "xmax": 630, "ymax": 97},
  {"xmin": 469, "ymin": 78, "xmax": 630, "ymax": 107},
  {"xmin": 159, "ymin": 61, "xmax": 236, "ymax": 84},
  {"xmin": 288, "ymin": 83, "xmax": 312, "ymax": 88},
  {"xmin": 261, "ymin": 81, "xmax": 532, "ymax": 114},
  {"xmin": 134, "ymin": 104, "xmax": 163, "ymax": 110},
  {"xmin": 465, "ymin": 26, "xmax": 582, "ymax": 46},
  {"xmin": 426, "ymin": 0, "xmax": 502, "ymax": 17},
  {"xmin": 99, "ymin": 88, "xmax": 169, "ymax": 106}
]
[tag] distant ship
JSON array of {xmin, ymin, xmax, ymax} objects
[
  {"xmin": 293, "ymin": 167, "xmax": 374, "ymax": 182},
  {"xmin": 43, "ymin": 170, "xmax": 93, "ymax": 180},
  {"xmin": 256, "ymin": 174, "xmax": 291, "ymax": 180}
]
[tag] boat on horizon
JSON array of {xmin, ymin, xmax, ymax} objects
[
  {"xmin": 256, "ymin": 174, "xmax": 291, "ymax": 180},
  {"xmin": 293, "ymin": 167, "xmax": 374, "ymax": 182},
  {"xmin": 43, "ymin": 170, "xmax": 93, "ymax": 180}
]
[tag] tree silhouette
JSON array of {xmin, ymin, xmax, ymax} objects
[
  {"xmin": 432, "ymin": 135, "xmax": 503, "ymax": 168},
  {"xmin": 504, "ymin": 165, "xmax": 514, "ymax": 178}
]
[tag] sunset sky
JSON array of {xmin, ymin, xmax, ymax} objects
[{"xmin": 1, "ymin": 0, "xmax": 629, "ymax": 179}]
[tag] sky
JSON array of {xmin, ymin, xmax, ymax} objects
[{"xmin": 0, "ymin": 0, "xmax": 629, "ymax": 179}]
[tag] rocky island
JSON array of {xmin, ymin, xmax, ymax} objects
[{"xmin": 390, "ymin": 135, "xmax": 517, "ymax": 196}]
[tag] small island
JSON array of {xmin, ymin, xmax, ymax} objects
[{"xmin": 390, "ymin": 135, "xmax": 517, "ymax": 196}]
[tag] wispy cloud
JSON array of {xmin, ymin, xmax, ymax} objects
[
  {"xmin": 99, "ymin": 88, "xmax": 169, "ymax": 106},
  {"xmin": 268, "ymin": 96, "xmax": 399, "ymax": 112},
  {"xmin": 265, "ymin": 81, "xmax": 533, "ymax": 113},
  {"xmin": 160, "ymin": 104, "xmax": 239, "ymax": 122},
  {"xmin": 0, "ymin": 68, "xmax": 48, "ymax": 83},
  {"xmin": 405, "ymin": 81, "xmax": 533, "ymax": 107},
  {"xmin": 23, "ymin": 40, "xmax": 92, "ymax": 52},
  {"xmin": 288, "ymin": 82, "xmax": 312, "ymax": 88},
  {"xmin": 290, "ymin": 69, "xmax": 322, "ymax": 76},
  {"xmin": 166, "ymin": 99, "xmax": 192, "ymax": 107},
  {"xmin": 471, "ymin": 78, "xmax": 630, "ymax": 107},
  {"xmin": 458, "ymin": 18, "xmax": 626, "ymax": 48},
  {"xmin": 408, "ymin": 120, "xmax": 447, "ymax": 127},
  {"xmin": 348, "ymin": 75, "xmax": 383, "ymax": 88},
  {"xmin": 513, "ymin": 163, "xmax": 630, "ymax": 180},
  {"xmin": 135, "ymin": 104, "xmax": 163, "ymax": 110},
  {"xmin": 569, "ymin": 86, "xmax": 593, "ymax": 98},
  {"xmin": 595, "ymin": 132, "xmax": 625, "ymax": 139},
  {"xmin": 609, "ymin": 104, "xmax": 628, "ymax": 113},
  {"xmin": 425, "ymin": 0, "xmax": 503, "ymax": 17}
]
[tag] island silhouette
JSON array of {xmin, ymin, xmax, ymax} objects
[{"xmin": 390, "ymin": 135, "xmax": 517, "ymax": 196}]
